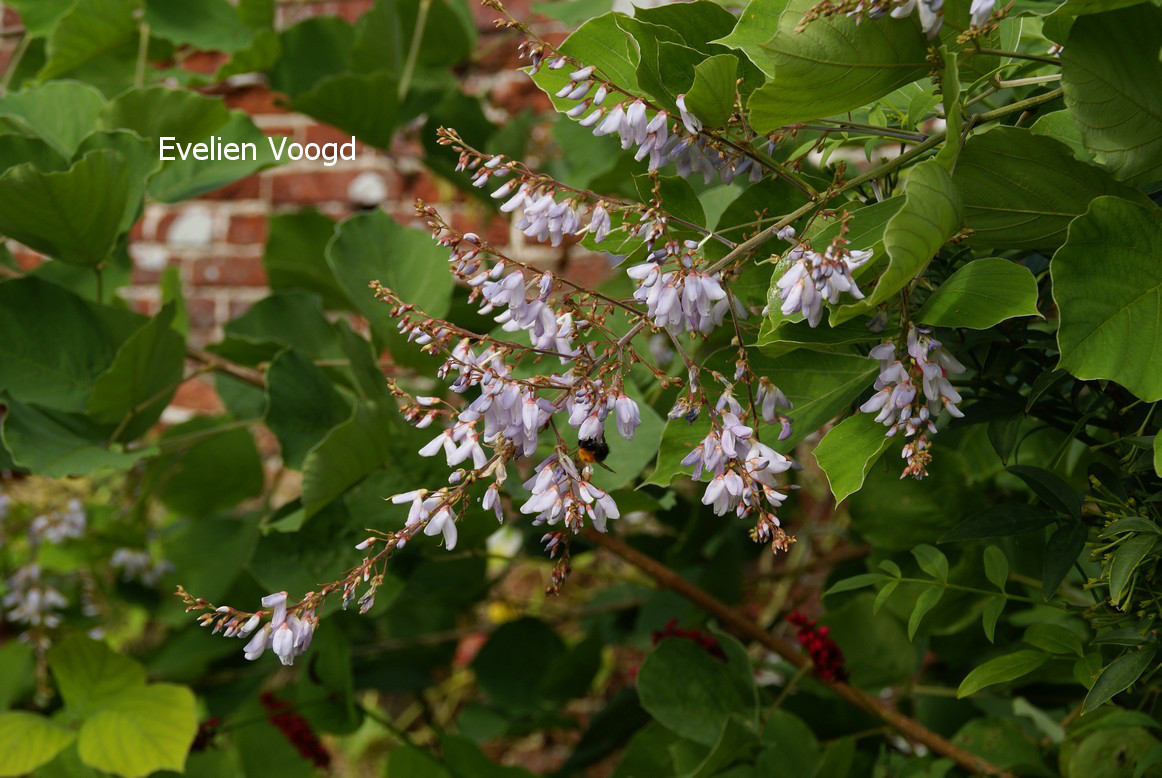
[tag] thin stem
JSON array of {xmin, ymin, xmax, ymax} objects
[
  {"xmin": 0, "ymin": 34, "xmax": 30, "ymax": 94},
  {"xmin": 974, "ymin": 47, "xmax": 1062, "ymax": 66},
  {"xmin": 186, "ymin": 345, "xmax": 265, "ymax": 388},
  {"xmin": 584, "ymin": 528, "xmax": 1014, "ymax": 778},
  {"xmin": 398, "ymin": 0, "xmax": 432, "ymax": 100},
  {"xmin": 135, "ymin": 23, "xmax": 150, "ymax": 88},
  {"xmin": 994, "ymin": 73, "xmax": 1062, "ymax": 89},
  {"xmin": 799, "ymin": 121, "xmax": 927, "ymax": 142}
]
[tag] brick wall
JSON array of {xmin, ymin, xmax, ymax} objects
[{"xmin": 0, "ymin": 0, "xmax": 608, "ymax": 347}]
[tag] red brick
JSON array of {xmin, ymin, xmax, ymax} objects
[
  {"xmin": 187, "ymin": 295, "xmax": 219, "ymax": 332},
  {"xmin": 398, "ymin": 169, "xmax": 448, "ymax": 203},
  {"xmin": 227, "ymin": 214, "xmax": 269, "ymax": 245},
  {"xmin": 304, "ymin": 123, "xmax": 365, "ymax": 153},
  {"xmin": 491, "ymin": 76, "xmax": 553, "ymax": 116},
  {"xmin": 563, "ymin": 252, "xmax": 612, "ymax": 290},
  {"xmin": 269, "ymin": 169, "xmax": 362, "ymax": 205},
  {"xmin": 190, "ymin": 255, "xmax": 267, "ymax": 287},
  {"xmin": 172, "ymin": 379, "xmax": 224, "ymax": 414},
  {"xmin": 12, "ymin": 249, "xmax": 43, "ymax": 271},
  {"xmin": 198, "ymin": 174, "xmax": 263, "ymax": 202},
  {"xmin": 224, "ymin": 86, "xmax": 289, "ymax": 116},
  {"xmin": 181, "ymin": 51, "xmax": 228, "ymax": 75}
]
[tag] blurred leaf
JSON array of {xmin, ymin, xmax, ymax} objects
[
  {"xmin": 1043, "ymin": 521, "xmax": 1087, "ymax": 598},
  {"xmin": 265, "ymin": 349, "xmax": 352, "ymax": 470},
  {"xmin": 0, "ymin": 150, "xmax": 130, "ymax": 266},
  {"xmin": 472, "ymin": 618, "xmax": 565, "ymax": 714},
  {"xmin": 48, "ymin": 637, "xmax": 145, "ymax": 716},
  {"xmin": 268, "ymin": 16, "xmax": 355, "ymax": 98},
  {"xmin": 983, "ymin": 546, "xmax": 1008, "ymax": 592},
  {"xmin": 1109, "ymin": 535, "xmax": 1157, "ymax": 607},
  {"xmin": 3, "ymin": 0, "xmax": 76, "ymax": 36},
  {"xmin": 957, "ymin": 650, "xmax": 1048, "ymax": 698},
  {"xmin": 916, "ymin": 259, "xmax": 1041, "ymax": 329},
  {"xmin": 1006, "ymin": 465, "xmax": 1081, "ymax": 518},
  {"xmin": 2, "ymin": 400, "xmax": 155, "ymax": 477},
  {"xmin": 0, "ymin": 81, "xmax": 106, "ymax": 156},
  {"xmin": 144, "ymin": 0, "xmax": 254, "ymax": 53},
  {"xmin": 0, "ymin": 713, "xmax": 75, "ymax": 777},
  {"xmin": 908, "ymin": 585, "xmax": 944, "ymax": 640},
  {"xmin": 823, "ymin": 593, "xmax": 917, "ymax": 688},
  {"xmin": 87, "ymin": 305, "xmax": 184, "ymax": 441},
  {"xmin": 758, "ymin": 710, "xmax": 819, "ymax": 776},
  {"xmin": 39, "ymin": 0, "xmax": 140, "ymax": 82},
  {"xmin": 149, "ymin": 418, "xmax": 264, "ymax": 515},
  {"xmin": 982, "ymin": 597, "xmax": 1005, "ymax": 643},
  {"xmin": 263, "ymin": 210, "xmax": 346, "ymax": 307},
  {"xmin": 290, "ymin": 71, "xmax": 399, "ymax": 150},
  {"xmin": 77, "ymin": 684, "xmax": 196, "ymax": 778}
]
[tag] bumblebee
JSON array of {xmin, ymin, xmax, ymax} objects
[{"xmin": 576, "ymin": 436, "xmax": 612, "ymax": 470}]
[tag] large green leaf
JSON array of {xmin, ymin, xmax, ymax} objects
[
  {"xmin": 1, "ymin": 400, "xmax": 156, "ymax": 477},
  {"xmin": 48, "ymin": 636, "xmax": 146, "ymax": 716},
  {"xmin": 148, "ymin": 111, "xmax": 279, "ymax": 202},
  {"xmin": 290, "ymin": 71, "xmax": 400, "ymax": 150},
  {"xmin": 1061, "ymin": 5, "xmax": 1162, "ymax": 187},
  {"xmin": 86, "ymin": 306, "xmax": 185, "ymax": 441},
  {"xmin": 836, "ymin": 160, "xmax": 961, "ymax": 321},
  {"xmin": 713, "ymin": 0, "xmax": 790, "ymax": 76},
  {"xmin": 144, "ymin": 0, "xmax": 254, "ymax": 53},
  {"xmin": 0, "ymin": 150, "xmax": 130, "ymax": 265},
  {"xmin": 39, "ymin": 0, "xmax": 140, "ymax": 82},
  {"xmin": 77, "ymin": 684, "xmax": 196, "ymax": 778},
  {"xmin": 265, "ymin": 349, "xmax": 352, "ymax": 470},
  {"xmin": 301, "ymin": 400, "xmax": 409, "ymax": 519},
  {"xmin": 916, "ymin": 258, "xmax": 1041, "ymax": 329},
  {"xmin": 755, "ymin": 350, "xmax": 880, "ymax": 452},
  {"xmin": 636, "ymin": 638, "xmax": 757, "ymax": 746},
  {"xmin": 325, "ymin": 210, "xmax": 453, "ymax": 360},
  {"xmin": 0, "ymin": 277, "xmax": 127, "ymax": 411},
  {"xmin": 0, "ymin": 81, "xmax": 106, "ymax": 156},
  {"xmin": 263, "ymin": 210, "xmax": 346, "ymax": 307},
  {"xmin": 952, "ymin": 127, "xmax": 1147, "ymax": 251},
  {"xmin": 813, "ymin": 413, "xmax": 893, "ymax": 503},
  {"xmin": 4, "ymin": 0, "xmax": 77, "ymax": 37},
  {"xmin": 148, "ymin": 418, "xmax": 264, "ymax": 515},
  {"xmin": 746, "ymin": 0, "xmax": 928, "ymax": 132},
  {"xmin": 1052, "ymin": 197, "xmax": 1162, "ymax": 401},
  {"xmin": 957, "ymin": 650, "xmax": 1049, "ymax": 698},
  {"xmin": 0, "ymin": 713, "xmax": 75, "ymax": 777},
  {"xmin": 683, "ymin": 54, "xmax": 738, "ymax": 128}
]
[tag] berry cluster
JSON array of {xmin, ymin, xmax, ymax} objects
[
  {"xmin": 787, "ymin": 610, "xmax": 848, "ymax": 683},
  {"xmin": 260, "ymin": 692, "xmax": 331, "ymax": 768}
]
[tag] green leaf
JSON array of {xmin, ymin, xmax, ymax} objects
[
  {"xmin": 756, "ymin": 316, "xmax": 879, "ymax": 359},
  {"xmin": 1061, "ymin": 5, "xmax": 1162, "ymax": 187},
  {"xmin": 853, "ymin": 160, "xmax": 961, "ymax": 314},
  {"xmin": 912, "ymin": 544, "xmax": 949, "ymax": 582},
  {"xmin": 533, "ymin": 13, "xmax": 640, "ymax": 106},
  {"xmin": 983, "ymin": 546, "xmax": 1009, "ymax": 592},
  {"xmin": 637, "ymin": 638, "xmax": 757, "ymax": 746},
  {"xmin": 2, "ymin": 400, "xmax": 156, "ymax": 477},
  {"xmin": 759, "ymin": 710, "xmax": 819, "ymax": 776},
  {"xmin": 471, "ymin": 618, "xmax": 565, "ymax": 714},
  {"xmin": 290, "ymin": 71, "xmax": 399, "ymax": 150},
  {"xmin": 940, "ymin": 503, "xmax": 1054, "ymax": 542},
  {"xmin": 957, "ymin": 650, "xmax": 1049, "ymax": 698},
  {"xmin": 1029, "ymin": 110, "xmax": 1092, "ymax": 162},
  {"xmin": 0, "ymin": 277, "xmax": 130, "ymax": 411},
  {"xmin": 325, "ymin": 210, "xmax": 453, "ymax": 361},
  {"xmin": 4, "ymin": 0, "xmax": 77, "ymax": 37},
  {"xmin": 148, "ymin": 111, "xmax": 278, "ymax": 203},
  {"xmin": 754, "ymin": 350, "xmax": 880, "ymax": 453},
  {"xmin": 916, "ymin": 259, "xmax": 1041, "ymax": 329},
  {"xmin": 77, "ymin": 684, "xmax": 197, "ymax": 778},
  {"xmin": 1007, "ymin": 465, "xmax": 1082, "ymax": 518},
  {"xmin": 746, "ymin": 0, "xmax": 928, "ymax": 132},
  {"xmin": 263, "ymin": 210, "xmax": 347, "ymax": 307},
  {"xmin": 265, "ymin": 349, "xmax": 352, "ymax": 470},
  {"xmin": 0, "ymin": 150, "xmax": 130, "ymax": 265},
  {"xmin": 982, "ymin": 597, "xmax": 1005, "ymax": 643},
  {"xmin": 683, "ymin": 54, "xmax": 738, "ymax": 128},
  {"xmin": 1043, "ymin": 522, "xmax": 1087, "ymax": 598},
  {"xmin": 48, "ymin": 636, "xmax": 145, "ymax": 717},
  {"xmin": 1023, "ymin": 624, "xmax": 1084, "ymax": 657},
  {"xmin": 301, "ymin": 400, "xmax": 410, "ymax": 520},
  {"xmin": 953, "ymin": 127, "xmax": 1149, "ymax": 251},
  {"xmin": 1053, "ymin": 197, "xmax": 1162, "ymax": 401},
  {"xmin": 813, "ymin": 413, "xmax": 894, "ymax": 503},
  {"xmin": 908, "ymin": 585, "xmax": 944, "ymax": 640},
  {"xmin": 644, "ymin": 413, "xmax": 710, "ymax": 487},
  {"xmin": 713, "ymin": 0, "xmax": 789, "ymax": 76},
  {"xmin": 39, "ymin": 0, "xmax": 140, "ymax": 82},
  {"xmin": 873, "ymin": 578, "xmax": 900, "ymax": 615},
  {"xmin": 633, "ymin": 174, "xmax": 705, "ymax": 228},
  {"xmin": 823, "ymin": 573, "xmax": 886, "ymax": 597},
  {"xmin": 86, "ymin": 306, "xmax": 185, "ymax": 440},
  {"xmin": 144, "ymin": 0, "xmax": 254, "ymax": 53},
  {"xmin": 1083, "ymin": 648, "xmax": 1157, "ymax": 714},
  {"xmin": 0, "ymin": 81, "xmax": 106, "ymax": 156},
  {"xmin": 1109, "ymin": 535, "xmax": 1157, "ymax": 608},
  {"xmin": 1155, "ymin": 436, "xmax": 1162, "ymax": 479},
  {"xmin": 0, "ymin": 712, "xmax": 75, "ymax": 777},
  {"xmin": 823, "ymin": 593, "xmax": 917, "ymax": 687},
  {"xmin": 149, "ymin": 418, "xmax": 264, "ymax": 515}
]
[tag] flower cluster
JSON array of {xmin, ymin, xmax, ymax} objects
[
  {"xmin": 682, "ymin": 388, "xmax": 795, "ymax": 551},
  {"xmin": 799, "ymin": 0, "xmax": 995, "ymax": 36},
  {"xmin": 3, "ymin": 564, "xmax": 67, "ymax": 629},
  {"xmin": 629, "ymin": 261, "xmax": 731, "ymax": 335},
  {"xmin": 522, "ymin": 451, "xmax": 621, "ymax": 533},
  {"xmin": 788, "ymin": 610, "xmax": 848, "ymax": 683},
  {"xmin": 29, "ymin": 498, "xmax": 86, "ymax": 544},
  {"xmin": 860, "ymin": 325, "xmax": 965, "ymax": 478},
  {"xmin": 111, "ymin": 548, "xmax": 174, "ymax": 586},
  {"xmin": 775, "ymin": 232, "xmax": 873, "ymax": 327},
  {"xmin": 191, "ymin": 591, "xmax": 317, "ymax": 667}
]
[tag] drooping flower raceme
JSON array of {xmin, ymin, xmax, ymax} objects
[
  {"xmin": 860, "ymin": 326, "xmax": 966, "ymax": 479},
  {"xmin": 775, "ymin": 241, "xmax": 873, "ymax": 327}
]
